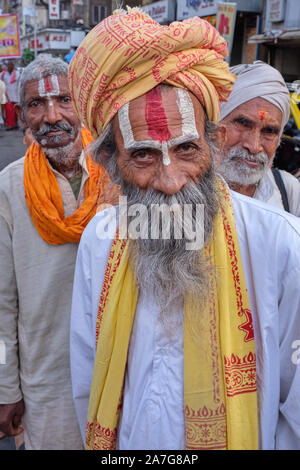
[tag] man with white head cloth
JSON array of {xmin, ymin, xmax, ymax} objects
[{"xmin": 218, "ymin": 61, "xmax": 300, "ymax": 216}]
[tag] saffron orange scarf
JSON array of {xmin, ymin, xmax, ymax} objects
[
  {"xmin": 24, "ymin": 127, "xmax": 108, "ymax": 245},
  {"xmin": 86, "ymin": 179, "xmax": 258, "ymax": 450}
]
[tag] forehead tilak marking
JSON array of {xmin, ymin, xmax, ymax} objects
[
  {"xmin": 38, "ymin": 75, "xmax": 60, "ymax": 106},
  {"xmin": 258, "ymin": 109, "xmax": 268, "ymax": 121},
  {"xmin": 118, "ymin": 101, "xmax": 172, "ymax": 166},
  {"xmin": 145, "ymin": 87, "xmax": 171, "ymax": 165},
  {"xmin": 117, "ymin": 87, "xmax": 199, "ymax": 167}
]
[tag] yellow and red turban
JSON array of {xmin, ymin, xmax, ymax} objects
[{"xmin": 69, "ymin": 7, "xmax": 235, "ymax": 139}]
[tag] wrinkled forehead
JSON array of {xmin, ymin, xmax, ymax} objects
[{"xmin": 117, "ymin": 86, "xmax": 205, "ymax": 147}]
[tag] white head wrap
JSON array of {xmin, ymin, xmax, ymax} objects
[{"xmin": 220, "ymin": 61, "xmax": 290, "ymax": 134}]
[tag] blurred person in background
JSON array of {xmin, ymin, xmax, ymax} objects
[
  {"xmin": 1, "ymin": 60, "xmax": 20, "ymax": 131},
  {"xmin": 218, "ymin": 61, "xmax": 300, "ymax": 216},
  {"xmin": 0, "ymin": 75, "xmax": 6, "ymax": 127}
]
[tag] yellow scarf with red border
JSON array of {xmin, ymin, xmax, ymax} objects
[
  {"xmin": 86, "ymin": 179, "xmax": 258, "ymax": 450},
  {"xmin": 24, "ymin": 127, "xmax": 109, "ymax": 245}
]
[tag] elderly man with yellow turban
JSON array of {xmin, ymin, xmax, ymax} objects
[
  {"xmin": 69, "ymin": 9, "xmax": 300, "ymax": 450},
  {"xmin": 219, "ymin": 61, "xmax": 300, "ymax": 216}
]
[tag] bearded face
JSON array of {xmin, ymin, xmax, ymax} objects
[
  {"xmin": 92, "ymin": 85, "xmax": 223, "ymax": 311},
  {"xmin": 219, "ymin": 97, "xmax": 282, "ymax": 187},
  {"xmin": 21, "ymin": 75, "xmax": 82, "ymax": 167}
]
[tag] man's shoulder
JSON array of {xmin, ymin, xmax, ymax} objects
[
  {"xmin": 0, "ymin": 156, "xmax": 25, "ymax": 178},
  {"xmin": 278, "ymin": 169, "xmax": 300, "ymax": 191},
  {"xmin": 230, "ymin": 188, "xmax": 300, "ymax": 237},
  {"xmin": 0, "ymin": 157, "xmax": 25, "ymax": 195},
  {"xmin": 0, "ymin": 158, "xmax": 26, "ymax": 224},
  {"xmin": 80, "ymin": 205, "xmax": 117, "ymax": 250},
  {"xmin": 77, "ymin": 207, "xmax": 116, "ymax": 273}
]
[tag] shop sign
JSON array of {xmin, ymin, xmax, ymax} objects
[
  {"xmin": 177, "ymin": 0, "xmax": 217, "ymax": 21},
  {"xmin": 268, "ymin": 0, "xmax": 285, "ymax": 23}
]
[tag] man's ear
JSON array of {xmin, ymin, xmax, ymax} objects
[
  {"xmin": 212, "ymin": 124, "xmax": 227, "ymax": 168},
  {"xmin": 15, "ymin": 104, "xmax": 26, "ymax": 127}
]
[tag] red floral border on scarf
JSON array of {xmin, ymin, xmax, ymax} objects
[
  {"xmin": 95, "ymin": 237, "xmax": 127, "ymax": 347},
  {"xmin": 224, "ymin": 352, "xmax": 256, "ymax": 397},
  {"xmin": 86, "ymin": 420, "xmax": 117, "ymax": 450},
  {"xmin": 185, "ymin": 404, "xmax": 226, "ymax": 450},
  {"xmin": 219, "ymin": 181, "xmax": 255, "ymax": 343}
]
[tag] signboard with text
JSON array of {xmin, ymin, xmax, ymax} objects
[
  {"xmin": 268, "ymin": 0, "xmax": 285, "ymax": 23},
  {"xmin": 49, "ymin": 0, "xmax": 60, "ymax": 20},
  {"xmin": 143, "ymin": 0, "xmax": 175, "ymax": 24},
  {"xmin": 28, "ymin": 32, "xmax": 70, "ymax": 51},
  {"xmin": 216, "ymin": 2, "xmax": 237, "ymax": 62},
  {"xmin": 0, "ymin": 14, "xmax": 21, "ymax": 58},
  {"xmin": 177, "ymin": 0, "xmax": 217, "ymax": 21}
]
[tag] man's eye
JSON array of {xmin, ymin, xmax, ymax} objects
[
  {"xmin": 131, "ymin": 150, "xmax": 149, "ymax": 159},
  {"xmin": 29, "ymin": 100, "xmax": 40, "ymax": 107},
  {"xmin": 177, "ymin": 143, "xmax": 196, "ymax": 152},
  {"xmin": 263, "ymin": 127, "xmax": 279, "ymax": 135},
  {"xmin": 235, "ymin": 118, "xmax": 252, "ymax": 128},
  {"xmin": 60, "ymin": 96, "xmax": 72, "ymax": 103}
]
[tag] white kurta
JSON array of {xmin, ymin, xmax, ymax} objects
[
  {"xmin": 0, "ymin": 153, "xmax": 89, "ymax": 450},
  {"xmin": 1, "ymin": 70, "xmax": 20, "ymax": 103},
  {"xmin": 254, "ymin": 168, "xmax": 300, "ymax": 216},
  {"xmin": 70, "ymin": 189, "xmax": 300, "ymax": 450}
]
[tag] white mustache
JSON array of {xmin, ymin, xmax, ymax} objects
[{"xmin": 229, "ymin": 148, "xmax": 268, "ymax": 166}]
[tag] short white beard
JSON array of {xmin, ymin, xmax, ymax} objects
[
  {"xmin": 219, "ymin": 146, "xmax": 270, "ymax": 186},
  {"xmin": 43, "ymin": 141, "xmax": 75, "ymax": 160}
]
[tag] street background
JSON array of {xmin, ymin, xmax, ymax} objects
[{"xmin": 0, "ymin": 127, "xmax": 26, "ymax": 171}]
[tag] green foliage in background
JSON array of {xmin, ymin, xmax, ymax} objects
[{"xmin": 22, "ymin": 48, "xmax": 35, "ymax": 65}]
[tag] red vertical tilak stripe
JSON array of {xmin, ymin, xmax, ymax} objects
[
  {"xmin": 145, "ymin": 87, "xmax": 171, "ymax": 143},
  {"xmin": 45, "ymin": 77, "xmax": 51, "ymax": 92}
]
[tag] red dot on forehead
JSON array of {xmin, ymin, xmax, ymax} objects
[
  {"xmin": 258, "ymin": 109, "xmax": 268, "ymax": 120},
  {"xmin": 145, "ymin": 87, "xmax": 171, "ymax": 143}
]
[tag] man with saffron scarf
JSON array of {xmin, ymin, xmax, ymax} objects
[
  {"xmin": 218, "ymin": 61, "xmax": 300, "ymax": 216},
  {"xmin": 69, "ymin": 9, "xmax": 300, "ymax": 450},
  {"xmin": 0, "ymin": 55, "xmax": 111, "ymax": 449}
]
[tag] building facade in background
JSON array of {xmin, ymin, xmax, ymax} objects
[
  {"xmin": 249, "ymin": 0, "xmax": 300, "ymax": 81},
  {"xmin": 176, "ymin": 0, "xmax": 262, "ymax": 65},
  {"xmin": 2, "ymin": 0, "xmax": 298, "ymax": 84},
  {"xmin": 0, "ymin": 0, "xmax": 113, "ymax": 60}
]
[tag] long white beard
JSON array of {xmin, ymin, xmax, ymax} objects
[
  {"xmin": 219, "ymin": 146, "xmax": 270, "ymax": 186},
  {"xmin": 121, "ymin": 166, "xmax": 219, "ymax": 314}
]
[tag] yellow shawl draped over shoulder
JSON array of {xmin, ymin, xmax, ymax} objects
[{"xmin": 86, "ymin": 180, "xmax": 258, "ymax": 450}]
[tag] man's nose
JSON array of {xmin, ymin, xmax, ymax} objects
[
  {"xmin": 44, "ymin": 99, "xmax": 62, "ymax": 124},
  {"xmin": 242, "ymin": 128, "xmax": 264, "ymax": 155},
  {"xmin": 152, "ymin": 158, "xmax": 188, "ymax": 195}
]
